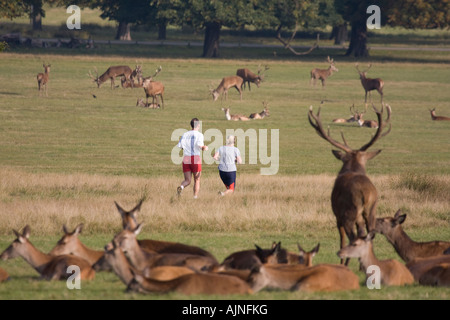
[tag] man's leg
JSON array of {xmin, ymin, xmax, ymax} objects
[{"xmin": 193, "ymin": 171, "xmax": 201, "ymax": 198}]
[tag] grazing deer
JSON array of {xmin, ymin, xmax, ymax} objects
[
  {"xmin": 355, "ymin": 63, "xmax": 384, "ymax": 104},
  {"xmin": 142, "ymin": 66, "xmax": 164, "ymax": 109},
  {"xmin": 0, "ymin": 267, "xmax": 10, "ymax": 282},
  {"xmin": 211, "ymin": 76, "xmax": 243, "ymax": 101},
  {"xmin": 136, "ymin": 98, "xmax": 160, "ymax": 109},
  {"xmin": 310, "ymin": 56, "xmax": 338, "ymax": 88},
  {"xmin": 49, "ymin": 224, "xmax": 104, "ymax": 266},
  {"xmin": 88, "ymin": 65, "xmax": 133, "ymax": 89},
  {"xmin": 222, "ymin": 107, "xmax": 249, "ymax": 121},
  {"xmin": 429, "ymin": 108, "xmax": 450, "ymax": 121},
  {"xmin": 338, "ymin": 231, "xmax": 415, "ymax": 286},
  {"xmin": 375, "ymin": 209, "xmax": 450, "ymax": 263},
  {"xmin": 248, "ymin": 263, "xmax": 359, "ymax": 293},
  {"xmin": 236, "ymin": 65, "xmax": 269, "ymax": 91},
  {"xmin": 112, "ymin": 224, "xmax": 218, "ymax": 272},
  {"xmin": 115, "ymin": 200, "xmax": 217, "ymax": 260},
  {"xmin": 249, "ymin": 102, "xmax": 270, "ymax": 119},
  {"xmin": 308, "ymin": 103, "xmax": 391, "ymax": 265},
  {"xmin": 37, "ymin": 63, "xmax": 51, "ymax": 96},
  {"xmin": 406, "ymin": 255, "xmax": 450, "ymax": 282},
  {"xmin": 0, "ymin": 225, "xmax": 95, "ymax": 281}
]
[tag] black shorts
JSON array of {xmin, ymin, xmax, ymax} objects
[{"xmin": 219, "ymin": 170, "xmax": 236, "ymax": 190}]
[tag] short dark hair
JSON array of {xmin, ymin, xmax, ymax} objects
[{"xmin": 190, "ymin": 118, "xmax": 200, "ymax": 129}]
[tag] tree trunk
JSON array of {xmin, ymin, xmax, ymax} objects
[
  {"xmin": 330, "ymin": 23, "xmax": 348, "ymax": 45},
  {"xmin": 116, "ymin": 21, "xmax": 132, "ymax": 41},
  {"xmin": 346, "ymin": 20, "xmax": 368, "ymax": 57},
  {"xmin": 157, "ymin": 21, "xmax": 167, "ymax": 40},
  {"xmin": 30, "ymin": 4, "xmax": 42, "ymax": 31},
  {"xmin": 202, "ymin": 22, "xmax": 221, "ymax": 58}
]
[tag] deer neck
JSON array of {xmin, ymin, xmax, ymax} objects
[
  {"xmin": 20, "ymin": 242, "xmax": 53, "ymax": 275},
  {"xmin": 357, "ymin": 243, "xmax": 379, "ymax": 272},
  {"xmin": 225, "ymin": 112, "xmax": 231, "ymax": 121},
  {"xmin": 126, "ymin": 241, "xmax": 155, "ymax": 270},
  {"xmin": 382, "ymin": 227, "xmax": 416, "ymax": 261},
  {"xmin": 74, "ymin": 240, "xmax": 104, "ymax": 265}
]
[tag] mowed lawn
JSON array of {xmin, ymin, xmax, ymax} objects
[{"xmin": 0, "ymin": 49, "xmax": 449, "ymax": 300}]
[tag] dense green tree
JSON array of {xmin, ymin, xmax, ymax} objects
[{"xmin": 0, "ymin": 0, "xmax": 27, "ymax": 19}]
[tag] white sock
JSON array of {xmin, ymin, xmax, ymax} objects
[{"xmin": 180, "ymin": 185, "xmax": 184, "ymax": 190}]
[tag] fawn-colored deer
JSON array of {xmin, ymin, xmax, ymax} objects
[{"xmin": 37, "ymin": 63, "xmax": 51, "ymax": 96}]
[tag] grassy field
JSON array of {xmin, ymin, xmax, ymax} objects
[{"xmin": 0, "ymin": 12, "xmax": 449, "ymax": 300}]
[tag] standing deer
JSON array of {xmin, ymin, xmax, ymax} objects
[
  {"xmin": 88, "ymin": 65, "xmax": 133, "ymax": 89},
  {"xmin": 375, "ymin": 209, "xmax": 450, "ymax": 263},
  {"xmin": 0, "ymin": 225, "xmax": 95, "ymax": 281},
  {"xmin": 37, "ymin": 63, "xmax": 51, "ymax": 96},
  {"xmin": 356, "ymin": 63, "xmax": 384, "ymax": 104},
  {"xmin": 222, "ymin": 107, "xmax": 249, "ymax": 121},
  {"xmin": 310, "ymin": 56, "xmax": 338, "ymax": 88},
  {"xmin": 142, "ymin": 66, "xmax": 165, "ymax": 109},
  {"xmin": 338, "ymin": 231, "xmax": 415, "ymax": 286},
  {"xmin": 249, "ymin": 102, "xmax": 270, "ymax": 119},
  {"xmin": 236, "ymin": 65, "xmax": 269, "ymax": 91},
  {"xmin": 211, "ymin": 76, "xmax": 243, "ymax": 101},
  {"xmin": 429, "ymin": 108, "xmax": 450, "ymax": 121},
  {"xmin": 308, "ymin": 103, "xmax": 391, "ymax": 265}
]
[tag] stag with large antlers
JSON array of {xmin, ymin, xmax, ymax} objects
[
  {"xmin": 308, "ymin": 103, "xmax": 391, "ymax": 265},
  {"xmin": 236, "ymin": 65, "xmax": 269, "ymax": 91},
  {"xmin": 88, "ymin": 65, "xmax": 133, "ymax": 89},
  {"xmin": 310, "ymin": 56, "xmax": 338, "ymax": 88},
  {"xmin": 356, "ymin": 63, "xmax": 384, "ymax": 104}
]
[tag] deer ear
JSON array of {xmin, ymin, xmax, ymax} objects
[
  {"xmin": 395, "ymin": 214, "xmax": 407, "ymax": 225},
  {"xmin": 312, "ymin": 243, "xmax": 320, "ymax": 254},
  {"xmin": 331, "ymin": 150, "xmax": 345, "ymax": 160},
  {"xmin": 366, "ymin": 231, "xmax": 376, "ymax": 242},
  {"xmin": 74, "ymin": 223, "xmax": 84, "ymax": 235},
  {"xmin": 365, "ymin": 150, "xmax": 382, "ymax": 161}
]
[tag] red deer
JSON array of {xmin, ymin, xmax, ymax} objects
[
  {"xmin": 248, "ymin": 263, "xmax": 359, "ymax": 293},
  {"xmin": 310, "ymin": 56, "xmax": 338, "ymax": 88},
  {"xmin": 294, "ymin": 243, "xmax": 320, "ymax": 267},
  {"xmin": 37, "ymin": 63, "xmax": 51, "ymax": 96},
  {"xmin": 355, "ymin": 63, "xmax": 384, "ymax": 104},
  {"xmin": 0, "ymin": 267, "xmax": 9, "ymax": 282},
  {"xmin": 222, "ymin": 107, "xmax": 249, "ymax": 121},
  {"xmin": 0, "ymin": 225, "xmax": 95, "ymax": 281},
  {"xmin": 211, "ymin": 76, "xmax": 243, "ymax": 101},
  {"xmin": 308, "ymin": 103, "xmax": 391, "ymax": 265},
  {"xmin": 136, "ymin": 98, "xmax": 160, "ymax": 109},
  {"xmin": 49, "ymin": 224, "xmax": 105, "ymax": 267},
  {"xmin": 332, "ymin": 105, "xmax": 359, "ymax": 124},
  {"xmin": 236, "ymin": 65, "xmax": 269, "ymax": 91},
  {"xmin": 114, "ymin": 199, "xmax": 217, "ymax": 261},
  {"xmin": 355, "ymin": 104, "xmax": 381, "ymax": 128},
  {"xmin": 406, "ymin": 255, "xmax": 450, "ymax": 282},
  {"xmin": 142, "ymin": 66, "xmax": 164, "ymax": 109},
  {"xmin": 419, "ymin": 263, "xmax": 450, "ymax": 287},
  {"xmin": 88, "ymin": 65, "xmax": 133, "ymax": 89},
  {"xmin": 249, "ymin": 101, "xmax": 270, "ymax": 119},
  {"xmin": 338, "ymin": 231, "xmax": 415, "ymax": 286},
  {"xmin": 429, "ymin": 108, "xmax": 450, "ymax": 121},
  {"xmin": 375, "ymin": 209, "xmax": 450, "ymax": 263},
  {"xmin": 121, "ymin": 65, "xmax": 143, "ymax": 88}
]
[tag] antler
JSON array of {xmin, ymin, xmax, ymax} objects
[
  {"xmin": 355, "ymin": 63, "xmax": 372, "ymax": 74},
  {"xmin": 152, "ymin": 66, "xmax": 162, "ymax": 78},
  {"xmin": 359, "ymin": 103, "xmax": 392, "ymax": 151},
  {"xmin": 308, "ymin": 106, "xmax": 353, "ymax": 153}
]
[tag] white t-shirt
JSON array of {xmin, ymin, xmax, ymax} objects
[
  {"xmin": 178, "ymin": 130, "xmax": 204, "ymax": 156},
  {"xmin": 217, "ymin": 146, "xmax": 241, "ymax": 172}
]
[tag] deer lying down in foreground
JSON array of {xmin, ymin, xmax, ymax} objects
[
  {"xmin": 115, "ymin": 200, "xmax": 218, "ymax": 261},
  {"xmin": 418, "ymin": 263, "xmax": 450, "ymax": 287},
  {"xmin": 338, "ymin": 231, "xmax": 414, "ymax": 286},
  {"xmin": 405, "ymin": 255, "xmax": 450, "ymax": 283},
  {"xmin": 222, "ymin": 107, "xmax": 249, "ymax": 121},
  {"xmin": 429, "ymin": 108, "xmax": 450, "ymax": 121},
  {"xmin": 0, "ymin": 267, "xmax": 10, "ymax": 282},
  {"xmin": 248, "ymin": 263, "xmax": 359, "ymax": 293},
  {"xmin": 136, "ymin": 98, "xmax": 160, "ymax": 109},
  {"xmin": 0, "ymin": 226, "xmax": 95, "ymax": 281},
  {"xmin": 375, "ymin": 209, "xmax": 450, "ymax": 263}
]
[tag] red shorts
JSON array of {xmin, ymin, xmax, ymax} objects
[{"xmin": 182, "ymin": 155, "xmax": 202, "ymax": 173}]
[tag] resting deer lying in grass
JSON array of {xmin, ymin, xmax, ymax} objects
[
  {"xmin": 222, "ymin": 107, "xmax": 249, "ymax": 121},
  {"xmin": 113, "ymin": 224, "xmax": 218, "ymax": 272},
  {"xmin": 49, "ymin": 224, "xmax": 104, "ymax": 267},
  {"xmin": 429, "ymin": 108, "xmax": 450, "ymax": 121},
  {"xmin": 418, "ymin": 262, "xmax": 450, "ymax": 287},
  {"xmin": 136, "ymin": 98, "xmax": 160, "ymax": 109},
  {"xmin": 308, "ymin": 103, "xmax": 391, "ymax": 265},
  {"xmin": 248, "ymin": 263, "xmax": 359, "ymax": 293},
  {"xmin": 115, "ymin": 199, "xmax": 217, "ymax": 261},
  {"xmin": 332, "ymin": 105, "xmax": 359, "ymax": 124},
  {"xmin": 0, "ymin": 225, "xmax": 95, "ymax": 281},
  {"xmin": 211, "ymin": 76, "xmax": 243, "ymax": 101},
  {"xmin": 310, "ymin": 56, "xmax": 338, "ymax": 88},
  {"xmin": 0, "ymin": 267, "xmax": 10, "ymax": 282},
  {"xmin": 406, "ymin": 255, "xmax": 450, "ymax": 283},
  {"xmin": 249, "ymin": 102, "xmax": 270, "ymax": 120},
  {"xmin": 338, "ymin": 231, "xmax": 414, "ymax": 286},
  {"xmin": 375, "ymin": 209, "xmax": 450, "ymax": 263}
]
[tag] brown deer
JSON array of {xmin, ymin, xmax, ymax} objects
[
  {"xmin": 0, "ymin": 267, "xmax": 10, "ymax": 282},
  {"xmin": 375, "ymin": 209, "xmax": 450, "ymax": 263},
  {"xmin": 136, "ymin": 98, "xmax": 160, "ymax": 109},
  {"xmin": 222, "ymin": 107, "xmax": 249, "ymax": 121},
  {"xmin": 308, "ymin": 103, "xmax": 391, "ymax": 265},
  {"xmin": 249, "ymin": 102, "xmax": 270, "ymax": 120},
  {"xmin": 121, "ymin": 65, "xmax": 143, "ymax": 88},
  {"xmin": 355, "ymin": 63, "xmax": 384, "ymax": 104},
  {"xmin": 236, "ymin": 65, "xmax": 269, "ymax": 91},
  {"xmin": 406, "ymin": 255, "xmax": 450, "ymax": 282},
  {"xmin": 88, "ymin": 65, "xmax": 133, "ymax": 89},
  {"xmin": 142, "ymin": 66, "xmax": 164, "ymax": 109},
  {"xmin": 49, "ymin": 224, "xmax": 104, "ymax": 267},
  {"xmin": 294, "ymin": 243, "xmax": 320, "ymax": 267},
  {"xmin": 338, "ymin": 231, "xmax": 415, "ymax": 286},
  {"xmin": 355, "ymin": 104, "xmax": 380, "ymax": 128},
  {"xmin": 310, "ymin": 56, "xmax": 338, "ymax": 88},
  {"xmin": 114, "ymin": 199, "xmax": 217, "ymax": 261},
  {"xmin": 418, "ymin": 263, "xmax": 450, "ymax": 287},
  {"xmin": 248, "ymin": 263, "xmax": 360, "ymax": 293},
  {"xmin": 112, "ymin": 224, "xmax": 218, "ymax": 272},
  {"xmin": 332, "ymin": 105, "xmax": 359, "ymax": 124},
  {"xmin": 37, "ymin": 63, "xmax": 51, "ymax": 96},
  {"xmin": 429, "ymin": 108, "xmax": 450, "ymax": 121},
  {"xmin": 0, "ymin": 225, "xmax": 95, "ymax": 281},
  {"xmin": 211, "ymin": 76, "xmax": 243, "ymax": 101}
]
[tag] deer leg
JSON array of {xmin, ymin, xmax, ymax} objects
[
  {"xmin": 338, "ymin": 225, "xmax": 350, "ymax": 265},
  {"xmin": 160, "ymin": 94, "xmax": 164, "ymax": 109}
]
